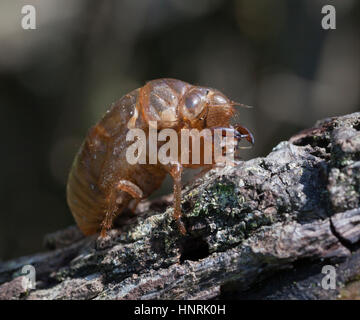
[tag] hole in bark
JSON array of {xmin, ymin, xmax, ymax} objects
[
  {"xmin": 180, "ymin": 236, "xmax": 209, "ymax": 263},
  {"xmin": 353, "ymin": 123, "xmax": 360, "ymax": 131}
]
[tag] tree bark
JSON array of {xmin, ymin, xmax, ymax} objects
[{"xmin": 1, "ymin": 112, "xmax": 360, "ymax": 300}]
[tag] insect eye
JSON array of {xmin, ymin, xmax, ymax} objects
[{"xmin": 185, "ymin": 94, "xmax": 201, "ymax": 112}]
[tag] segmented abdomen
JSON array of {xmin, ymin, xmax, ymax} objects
[{"xmin": 66, "ymin": 90, "xmax": 140, "ymax": 235}]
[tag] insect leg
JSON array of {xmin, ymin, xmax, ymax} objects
[
  {"xmin": 100, "ymin": 190, "xmax": 119, "ymax": 237},
  {"xmin": 165, "ymin": 162, "xmax": 186, "ymax": 235},
  {"xmin": 209, "ymin": 126, "xmax": 254, "ymax": 165},
  {"xmin": 100, "ymin": 180, "xmax": 144, "ymax": 237},
  {"xmin": 128, "ymin": 199, "xmax": 141, "ymax": 214},
  {"xmin": 233, "ymin": 125, "xmax": 255, "ymax": 145},
  {"xmin": 116, "ymin": 180, "xmax": 144, "ymax": 214},
  {"xmin": 116, "ymin": 180, "xmax": 144, "ymax": 199}
]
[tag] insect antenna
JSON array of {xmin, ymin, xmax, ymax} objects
[{"xmin": 229, "ymin": 101, "xmax": 253, "ymax": 108}]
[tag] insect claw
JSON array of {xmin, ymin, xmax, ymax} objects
[
  {"xmin": 234, "ymin": 132, "xmax": 250, "ymax": 140},
  {"xmin": 234, "ymin": 125, "xmax": 255, "ymax": 145}
]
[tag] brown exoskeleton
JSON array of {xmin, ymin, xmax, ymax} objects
[{"xmin": 66, "ymin": 78, "xmax": 254, "ymax": 237}]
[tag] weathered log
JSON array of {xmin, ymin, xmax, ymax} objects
[{"xmin": 1, "ymin": 112, "xmax": 360, "ymax": 300}]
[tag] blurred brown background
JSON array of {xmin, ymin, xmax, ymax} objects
[{"xmin": 0, "ymin": 0, "xmax": 359, "ymax": 261}]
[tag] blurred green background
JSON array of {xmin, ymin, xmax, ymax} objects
[{"xmin": 0, "ymin": 0, "xmax": 359, "ymax": 261}]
